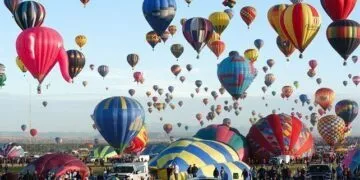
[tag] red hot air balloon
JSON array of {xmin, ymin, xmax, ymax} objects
[
  {"xmin": 30, "ymin": 129, "xmax": 37, "ymax": 137},
  {"xmin": 352, "ymin": 76, "xmax": 360, "ymax": 86},
  {"xmin": 320, "ymin": 0, "xmax": 357, "ymax": 21},
  {"xmin": 16, "ymin": 27, "xmax": 71, "ymax": 93},
  {"xmin": 133, "ymin": 72, "xmax": 144, "ymax": 84},
  {"xmin": 309, "ymin": 59, "xmax": 318, "ymax": 69},
  {"xmin": 163, "ymin": 124, "xmax": 173, "ymax": 134},
  {"xmin": 282, "ymin": 86, "xmax": 294, "ymax": 99},
  {"xmin": 240, "ymin": 6, "xmax": 257, "ymax": 29}
]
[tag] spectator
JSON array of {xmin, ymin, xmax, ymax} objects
[
  {"xmin": 251, "ymin": 166, "xmax": 257, "ymax": 180},
  {"xmin": 213, "ymin": 167, "xmax": 219, "ymax": 179},
  {"xmin": 187, "ymin": 165, "xmax": 192, "ymax": 178},
  {"xmin": 220, "ymin": 167, "xmax": 225, "ymax": 179},
  {"xmin": 242, "ymin": 168, "xmax": 249, "ymax": 179},
  {"xmin": 336, "ymin": 164, "xmax": 343, "ymax": 180},
  {"xmin": 166, "ymin": 163, "xmax": 173, "ymax": 180},
  {"xmin": 258, "ymin": 165, "xmax": 266, "ymax": 180},
  {"xmin": 192, "ymin": 164, "xmax": 198, "ymax": 178},
  {"xmin": 174, "ymin": 163, "xmax": 179, "ymax": 180}
]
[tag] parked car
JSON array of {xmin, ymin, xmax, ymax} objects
[
  {"xmin": 306, "ymin": 164, "xmax": 332, "ymax": 180},
  {"xmin": 108, "ymin": 162, "xmax": 149, "ymax": 180}
]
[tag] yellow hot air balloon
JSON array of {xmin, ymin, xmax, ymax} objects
[
  {"xmin": 209, "ymin": 12, "xmax": 230, "ymax": 36},
  {"xmin": 267, "ymin": 4, "xmax": 289, "ymax": 39},
  {"xmin": 75, "ymin": 35, "xmax": 87, "ymax": 49},
  {"xmin": 317, "ymin": 115, "xmax": 346, "ymax": 146},
  {"xmin": 16, "ymin": 56, "xmax": 27, "ymax": 73},
  {"xmin": 244, "ymin": 49, "xmax": 259, "ymax": 63},
  {"xmin": 280, "ymin": 3, "xmax": 321, "ymax": 58}
]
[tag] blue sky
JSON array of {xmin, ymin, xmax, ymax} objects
[{"xmin": 0, "ymin": 0, "xmax": 359, "ymax": 136}]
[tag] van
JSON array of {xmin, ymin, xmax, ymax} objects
[
  {"xmin": 108, "ymin": 162, "xmax": 149, "ymax": 180},
  {"xmin": 269, "ymin": 155, "xmax": 291, "ymax": 165}
]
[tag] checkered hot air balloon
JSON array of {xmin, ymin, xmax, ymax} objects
[{"xmin": 317, "ymin": 115, "xmax": 346, "ymax": 146}]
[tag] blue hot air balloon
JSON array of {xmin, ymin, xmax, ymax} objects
[
  {"xmin": 299, "ymin": 94, "xmax": 309, "ymax": 106},
  {"xmin": 143, "ymin": 0, "xmax": 176, "ymax": 36},
  {"xmin": 254, "ymin": 39, "xmax": 264, "ymax": 50},
  {"xmin": 217, "ymin": 51, "xmax": 257, "ymax": 100},
  {"xmin": 335, "ymin": 100, "xmax": 359, "ymax": 126},
  {"xmin": 93, "ymin": 96, "xmax": 145, "ymax": 154}
]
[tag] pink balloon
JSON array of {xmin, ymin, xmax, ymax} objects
[
  {"xmin": 133, "ymin": 71, "xmax": 144, "ymax": 84},
  {"xmin": 16, "ymin": 27, "xmax": 71, "ymax": 85}
]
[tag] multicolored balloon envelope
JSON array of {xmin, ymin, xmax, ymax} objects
[
  {"xmin": 0, "ymin": 143, "xmax": 24, "ymax": 159},
  {"xmin": 217, "ymin": 52, "xmax": 257, "ymax": 100},
  {"xmin": 317, "ymin": 115, "xmax": 346, "ymax": 146},
  {"xmin": 149, "ymin": 138, "xmax": 247, "ymax": 179},
  {"xmin": 124, "ymin": 125, "xmax": 149, "ymax": 154},
  {"xmin": 20, "ymin": 153, "xmax": 89, "ymax": 179},
  {"xmin": 247, "ymin": 114, "xmax": 314, "ymax": 161},
  {"xmin": 93, "ymin": 96, "xmax": 145, "ymax": 154},
  {"xmin": 91, "ymin": 145, "xmax": 117, "ymax": 160},
  {"xmin": 342, "ymin": 148, "xmax": 360, "ymax": 174},
  {"xmin": 194, "ymin": 124, "xmax": 248, "ymax": 160}
]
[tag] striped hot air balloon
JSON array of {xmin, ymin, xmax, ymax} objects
[
  {"xmin": 315, "ymin": 88, "xmax": 335, "ymax": 111},
  {"xmin": 335, "ymin": 100, "xmax": 359, "ymax": 126},
  {"xmin": 67, "ymin": 50, "xmax": 85, "ymax": 79},
  {"xmin": 267, "ymin": 4, "xmax": 289, "ymax": 39},
  {"xmin": 320, "ymin": 0, "xmax": 357, "ymax": 21},
  {"xmin": 280, "ymin": 3, "xmax": 322, "ymax": 58},
  {"xmin": 183, "ymin": 17, "xmax": 214, "ymax": 59},
  {"xmin": 14, "ymin": 1, "xmax": 46, "ymax": 30},
  {"xmin": 208, "ymin": 12, "xmax": 230, "ymax": 35},
  {"xmin": 93, "ymin": 96, "xmax": 145, "ymax": 154},
  {"xmin": 326, "ymin": 20, "xmax": 360, "ymax": 62},
  {"xmin": 240, "ymin": 6, "xmax": 257, "ymax": 29},
  {"xmin": 247, "ymin": 114, "xmax": 314, "ymax": 161},
  {"xmin": 208, "ymin": 40, "xmax": 226, "ymax": 59},
  {"xmin": 276, "ymin": 36, "xmax": 296, "ymax": 61},
  {"xmin": 124, "ymin": 126, "xmax": 149, "ymax": 154}
]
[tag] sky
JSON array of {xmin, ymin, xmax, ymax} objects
[{"xmin": 0, "ymin": 0, "xmax": 359, "ymax": 137}]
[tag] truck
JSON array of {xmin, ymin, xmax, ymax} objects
[{"xmin": 107, "ymin": 162, "xmax": 149, "ymax": 180}]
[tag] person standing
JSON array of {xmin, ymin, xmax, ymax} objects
[
  {"xmin": 220, "ymin": 167, "xmax": 225, "ymax": 179},
  {"xmin": 242, "ymin": 169, "xmax": 249, "ymax": 179},
  {"xmin": 174, "ymin": 163, "xmax": 179, "ymax": 180},
  {"xmin": 336, "ymin": 164, "xmax": 343, "ymax": 180},
  {"xmin": 258, "ymin": 165, "xmax": 266, "ymax": 180},
  {"xmin": 187, "ymin": 165, "xmax": 192, "ymax": 178},
  {"xmin": 213, "ymin": 167, "xmax": 220, "ymax": 179},
  {"xmin": 192, "ymin": 164, "xmax": 198, "ymax": 178}
]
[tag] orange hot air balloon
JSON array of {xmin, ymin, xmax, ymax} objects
[
  {"xmin": 240, "ymin": 6, "xmax": 256, "ymax": 29},
  {"xmin": 280, "ymin": 3, "xmax": 322, "ymax": 58},
  {"xmin": 315, "ymin": 88, "xmax": 335, "ymax": 111},
  {"xmin": 282, "ymin": 86, "xmax": 294, "ymax": 99},
  {"xmin": 209, "ymin": 40, "xmax": 225, "ymax": 59},
  {"xmin": 267, "ymin": 4, "xmax": 290, "ymax": 39}
]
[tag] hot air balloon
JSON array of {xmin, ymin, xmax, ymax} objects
[
  {"xmin": 89, "ymin": 64, "xmax": 95, "ymax": 71},
  {"xmin": 209, "ymin": 40, "xmax": 225, "ymax": 59},
  {"xmin": 293, "ymin": 81, "xmax": 299, "ymax": 89},
  {"xmin": 128, "ymin": 89, "xmax": 136, "ymax": 97},
  {"xmin": 93, "ymin": 96, "xmax": 145, "ymax": 154},
  {"xmin": 171, "ymin": 65, "xmax": 181, "ymax": 77},
  {"xmin": 142, "ymin": 0, "xmax": 176, "ymax": 36},
  {"xmin": 320, "ymin": 0, "xmax": 357, "ymax": 21},
  {"xmin": 335, "ymin": 100, "xmax": 358, "ymax": 126},
  {"xmin": 67, "ymin": 50, "xmax": 85, "ymax": 80},
  {"xmin": 55, "ymin": 137, "xmax": 62, "ymax": 144},
  {"xmin": 163, "ymin": 124, "xmax": 173, "ymax": 134},
  {"xmin": 42, "ymin": 101, "xmax": 47, "ymax": 107},
  {"xmin": 264, "ymin": 74, "xmax": 276, "ymax": 87},
  {"xmin": 161, "ymin": 32, "xmax": 170, "ymax": 43},
  {"xmin": 127, "ymin": 54, "xmax": 139, "ymax": 70},
  {"xmin": 16, "ymin": 27, "xmax": 72, "ymax": 92},
  {"xmin": 195, "ymin": 80, "xmax": 202, "ymax": 88},
  {"xmin": 186, "ymin": 64, "xmax": 192, "ymax": 72},
  {"xmin": 315, "ymin": 88, "xmax": 335, "ymax": 111},
  {"xmin": 247, "ymin": 114, "xmax": 314, "ymax": 161},
  {"xmin": 82, "ymin": 81, "xmax": 88, "ymax": 87},
  {"xmin": 21, "ymin": 124, "xmax": 26, "ymax": 132},
  {"xmin": 318, "ymin": 115, "xmax": 346, "ymax": 146},
  {"xmin": 97, "ymin": 65, "xmax": 109, "ymax": 79},
  {"xmin": 196, "ymin": 113, "xmax": 202, "ymax": 121},
  {"xmin": 282, "ymin": 86, "xmax": 293, "ymax": 99},
  {"xmin": 343, "ymin": 80, "xmax": 348, "ymax": 87},
  {"xmin": 262, "ymin": 66, "xmax": 268, "ymax": 73},
  {"xmin": 15, "ymin": 56, "xmax": 27, "ymax": 73},
  {"xmin": 244, "ymin": 49, "xmax": 259, "ymax": 63},
  {"xmin": 307, "ymin": 69, "xmax": 316, "ymax": 78},
  {"xmin": 224, "ymin": 9, "xmax": 234, "ymax": 19},
  {"xmin": 353, "ymin": 76, "xmax": 360, "ymax": 86},
  {"xmin": 309, "ymin": 59, "xmax": 318, "ymax": 69},
  {"xmin": 168, "ymin": 25, "xmax": 177, "ymax": 36},
  {"xmin": 240, "ymin": 6, "xmax": 256, "ymax": 29},
  {"xmin": 179, "ymin": 76, "xmax": 185, "ymax": 83},
  {"xmin": 14, "ymin": 1, "xmax": 45, "ymax": 30},
  {"xmin": 4, "ymin": 0, "xmax": 22, "ymax": 14},
  {"xmin": 208, "ymin": 12, "xmax": 230, "ymax": 35},
  {"xmin": 326, "ymin": 20, "xmax": 360, "ymax": 63},
  {"xmin": 316, "ymin": 78, "xmax": 322, "ymax": 85},
  {"xmin": 80, "ymin": 0, "xmax": 90, "ymax": 7},
  {"xmin": 124, "ymin": 126, "xmax": 149, "ymax": 154},
  {"xmin": 183, "ymin": 18, "xmax": 214, "ymax": 58},
  {"xmin": 276, "ymin": 36, "xmax": 296, "ymax": 61},
  {"xmin": 133, "ymin": 72, "xmax": 144, "ymax": 84},
  {"xmin": 280, "ymin": 3, "xmax": 321, "ymax": 58},
  {"xmin": 146, "ymin": 31, "xmax": 161, "ymax": 50},
  {"xmin": 30, "ymin": 129, "xmax": 37, "ymax": 137},
  {"xmin": 299, "ymin": 94, "xmax": 309, "ymax": 106},
  {"xmin": 268, "ymin": 4, "xmax": 290, "ymax": 39},
  {"xmin": 254, "ymin": 39, "xmax": 264, "ymax": 50},
  {"xmin": 170, "ymin": 44, "xmax": 184, "ymax": 61},
  {"xmin": 75, "ymin": 35, "xmax": 87, "ymax": 49},
  {"xmin": 266, "ymin": 59, "xmax": 275, "ymax": 68},
  {"xmin": 217, "ymin": 52, "xmax": 257, "ymax": 100}
]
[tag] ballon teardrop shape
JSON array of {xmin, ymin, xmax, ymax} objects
[
  {"xmin": 320, "ymin": 0, "xmax": 357, "ymax": 21},
  {"xmin": 67, "ymin": 50, "xmax": 86, "ymax": 79},
  {"xmin": 14, "ymin": 1, "xmax": 46, "ymax": 30},
  {"xmin": 4, "ymin": 0, "xmax": 22, "ymax": 14}
]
